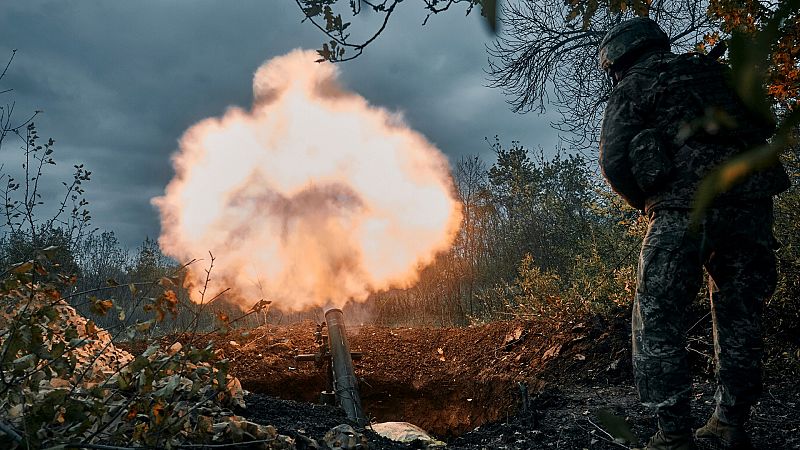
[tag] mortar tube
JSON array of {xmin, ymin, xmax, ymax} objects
[{"xmin": 324, "ymin": 308, "xmax": 367, "ymax": 426}]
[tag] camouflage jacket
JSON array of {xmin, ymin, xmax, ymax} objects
[{"xmin": 599, "ymin": 51, "xmax": 790, "ymax": 212}]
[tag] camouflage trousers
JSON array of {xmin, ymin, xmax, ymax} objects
[{"xmin": 632, "ymin": 201, "xmax": 778, "ymax": 432}]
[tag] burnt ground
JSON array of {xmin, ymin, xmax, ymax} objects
[{"xmin": 198, "ymin": 316, "xmax": 799, "ymax": 449}]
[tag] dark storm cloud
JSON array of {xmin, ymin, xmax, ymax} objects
[
  {"xmin": 0, "ymin": 0, "xmax": 561, "ymax": 248},
  {"xmin": 340, "ymin": 7, "xmax": 561, "ymax": 159}
]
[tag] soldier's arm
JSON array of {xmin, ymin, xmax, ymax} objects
[{"xmin": 599, "ymin": 84, "xmax": 648, "ymax": 210}]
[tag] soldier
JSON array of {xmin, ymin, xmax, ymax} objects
[{"xmin": 597, "ymin": 17, "xmax": 790, "ymax": 450}]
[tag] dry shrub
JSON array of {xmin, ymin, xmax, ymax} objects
[{"xmin": 0, "ymin": 252, "xmax": 290, "ymax": 449}]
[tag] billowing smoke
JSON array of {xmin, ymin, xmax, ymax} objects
[{"xmin": 153, "ymin": 50, "xmax": 462, "ymax": 311}]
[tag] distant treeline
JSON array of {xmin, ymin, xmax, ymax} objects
[
  {"xmin": 369, "ymin": 138, "xmax": 800, "ymax": 369},
  {"xmin": 369, "ymin": 139, "xmax": 644, "ymax": 327}
]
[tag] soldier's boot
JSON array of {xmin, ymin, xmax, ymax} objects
[
  {"xmin": 645, "ymin": 430, "xmax": 698, "ymax": 450},
  {"xmin": 695, "ymin": 415, "xmax": 754, "ymax": 450}
]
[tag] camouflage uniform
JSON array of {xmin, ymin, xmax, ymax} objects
[{"xmin": 598, "ymin": 27, "xmax": 789, "ymax": 433}]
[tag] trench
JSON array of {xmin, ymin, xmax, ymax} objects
[
  {"xmin": 242, "ymin": 372, "xmax": 519, "ymax": 437},
  {"xmin": 224, "ymin": 320, "xmax": 564, "ymax": 438}
]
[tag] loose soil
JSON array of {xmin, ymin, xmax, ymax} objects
[{"xmin": 196, "ymin": 317, "xmax": 800, "ymax": 449}]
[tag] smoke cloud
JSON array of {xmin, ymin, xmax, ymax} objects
[{"xmin": 153, "ymin": 50, "xmax": 462, "ymax": 311}]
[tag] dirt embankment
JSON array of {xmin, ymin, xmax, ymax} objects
[
  {"xmin": 211, "ymin": 317, "xmax": 630, "ymax": 437},
  {"xmin": 125, "ymin": 317, "xmax": 800, "ymax": 448}
]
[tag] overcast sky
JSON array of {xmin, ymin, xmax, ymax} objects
[{"xmin": 0, "ymin": 1, "xmax": 562, "ymax": 248}]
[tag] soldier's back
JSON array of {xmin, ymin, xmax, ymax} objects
[{"xmin": 627, "ymin": 52, "xmax": 789, "ymax": 210}]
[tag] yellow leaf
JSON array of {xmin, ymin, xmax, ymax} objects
[
  {"xmin": 135, "ymin": 321, "xmax": 153, "ymax": 332},
  {"xmin": 11, "ymin": 261, "xmax": 33, "ymax": 274}
]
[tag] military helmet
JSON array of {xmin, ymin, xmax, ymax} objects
[{"xmin": 598, "ymin": 17, "xmax": 670, "ymax": 72}]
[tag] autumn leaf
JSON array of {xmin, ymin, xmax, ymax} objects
[
  {"xmin": 11, "ymin": 260, "xmax": 33, "ymax": 274},
  {"xmin": 151, "ymin": 401, "xmax": 165, "ymax": 425},
  {"xmin": 90, "ymin": 298, "xmax": 114, "ymax": 316},
  {"xmin": 85, "ymin": 320, "xmax": 99, "ymax": 339},
  {"xmin": 162, "ymin": 289, "xmax": 179, "ymax": 315},
  {"xmin": 135, "ymin": 320, "xmax": 153, "ymax": 333},
  {"xmin": 34, "ymin": 262, "xmax": 48, "ymax": 276}
]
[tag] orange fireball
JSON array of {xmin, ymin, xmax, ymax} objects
[{"xmin": 153, "ymin": 50, "xmax": 462, "ymax": 311}]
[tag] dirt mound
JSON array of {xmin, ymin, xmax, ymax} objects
[
  {"xmin": 142, "ymin": 316, "xmax": 800, "ymax": 448},
  {"xmin": 205, "ymin": 316, "xmax": 629, "ymax": 437}
]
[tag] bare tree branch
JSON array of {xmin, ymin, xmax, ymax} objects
[{"xmin": 486, "ymin": 0, "xmax": 715, "ymax": 150}]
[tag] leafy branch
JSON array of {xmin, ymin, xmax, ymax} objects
[{"xmin": 295, "ymin": 0, "xmax": 496, "ymax": 62}]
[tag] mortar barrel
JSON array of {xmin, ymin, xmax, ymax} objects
[{"xmin": 324, "ymin": 308, "xmax": 367, "ymax": 425}]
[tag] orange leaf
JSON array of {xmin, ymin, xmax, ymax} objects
[{"xmin": 152, "ymin": 402, "xmax": 165, "ymax": 425}]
